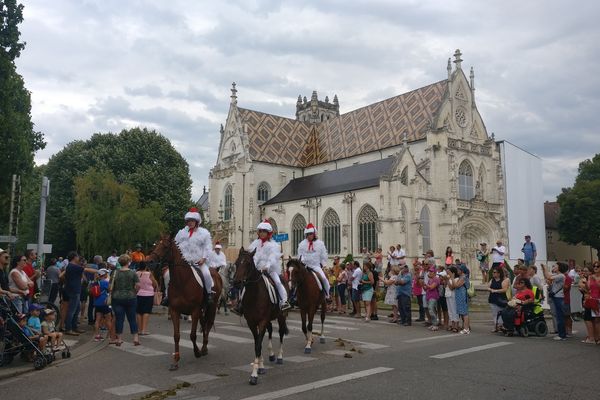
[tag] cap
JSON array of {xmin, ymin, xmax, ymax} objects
[
  {"xmin": 215, "ymin": 243, "xmax": 223, "ymax": 249},
  {"xmin": 480, "ymin": 242, "xmax": 487, "ymax": 246},
  {"xmin": 43, "ymin": 309, "xmax": 55, "ymax": 315},
  {"xmin": 184, "ymin": 207, "xmax": 201, "ymax": 222},
  {"xmin": 256, "ymin": 219, "xmax": 273, "ymax": 232},
  {"xmin": 98, "ymin": 268, "xmax": 110, "ymax": 276},
  {"xmin": 16, "ymin": 313, "xmax": 27, "ymax": 321},
  {"xmin": 304, "ymin": 223, "xmax": 316, "ymax": 235},
  {"xmin": 29, "ymin": 303, "xmax": 44, "ymax": 312}
]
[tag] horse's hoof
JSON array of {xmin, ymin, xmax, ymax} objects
[
  {"xmin": 194, "ymin": 351, "xmax": 201, "ymax": 358},
  {"xmin": 268, "ymin": 355, "xmax": 276, "ymax": 362},
  {"xmin": 304, "ymin": 348, "xmax": 312, "ymax": 354},
  {"xmin": 319, "ymin": 337, "xmax": 326, "ymax": 344},
  {"xmin": 258, "ymin": 368, "xmax": 266, "ymax": 375},
  {"xmin": 249, "ymin": 376, "xmax": 258, "ymax": 385},
  {"xmin": 169, "ymin": 364, "xmax": 179, "ymax": 371},
  {"xmin": 200, "ymin": 348, "xmax": 208, "ymax": 356},
  {"xmin": 276, "ymin": 358, "xmax": 283, "ymax": 365}
]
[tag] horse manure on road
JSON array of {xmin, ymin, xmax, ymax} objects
[{"xmin": 135, "ymin": 382, "xmax": 192, "ymax": 400}]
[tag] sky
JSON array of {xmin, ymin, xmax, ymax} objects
[{"xmin": 15, "ymin": 0, "xmax": 600, "ymax": 201}]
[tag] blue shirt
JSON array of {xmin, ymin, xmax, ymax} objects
[
  {"xmin": 522, "ymin": 242, "xmax": 536, "ymax": 260},
  {"xmin": 396, "ymin": 272, "xmax": 412, "ymax": 297},
  {"xmin": 27, "ymin": 316, "xmax": 41, "ymax": 333},
  {"xmin": 65, "ymin": 263, "xmax": 84, "ymax": 294},
  {"xmin": 93, "ymin": 279, "xmax": 110, "ymax": 306}
]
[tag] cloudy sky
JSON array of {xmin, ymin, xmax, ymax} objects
[{"xmin": 15, "ymin": 0, "xmax": 600, "ymax": 200}]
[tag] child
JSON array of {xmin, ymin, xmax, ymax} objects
[
  {"xmin": 93, "ymin": 268, "xmax": 115, "ymax": 342},
  {"xmin": 27, "ymin": 304, "xmax": 45, "ymax": 336},
  {"xmin": 18, "ymin": 313, "xmax": 48, "ymax": 354},
  {"xmin": 41, "ymin": 309, "xmax": 63, "ymax": 350},
  {"xmin": 383, "ymin": 266, "xmax": 400, "ymax": 322}
]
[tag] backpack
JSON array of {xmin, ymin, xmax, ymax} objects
[{"xmin": 89, "ymin": 282, "xmax": 101, "ymax": 298}]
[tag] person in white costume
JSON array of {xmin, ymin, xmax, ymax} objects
[
  {"xmin": 297, "ymin": 223, "xmax": 331, "ymax": 301},
  {"xmin": 210, "ymin": 243, "xmax": 227, "ymax": 270},
  {"xmin": 235, "ymin": 219, "xmax": 290, "ymax": 313},
  {"xmin": 174, "ymin": 207, "xmax": 214, "ymax": 304}
]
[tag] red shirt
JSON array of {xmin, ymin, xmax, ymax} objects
[
  {"xmin": 515, "ymin": 288, "xmax": 534, "ymax": 303},
  {"xmin": 23, "ymin": 263, "xmax": 35, "ymax": 297}
]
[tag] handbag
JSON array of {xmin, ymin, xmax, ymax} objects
[
  {"xmin": 107, "ymin": 270, "xmax": 118, "ymax": 306},
  {"xmin": 153, "ymin": 291, "xmax": 163, "ymax": 306},
  {"xmin": 583, "ymin": 297, "xmax": 599, "ymax": 312}
]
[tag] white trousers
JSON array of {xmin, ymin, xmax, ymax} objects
[
  {"xmin": 269, "ymin": 271, "xmax": 288, "ymax": 303},
  {"xmin": 199, "ymin": 263, "xmax": 214, "ymax": 290},
  {"xmin": 308, "ymin": 265, "xmax": 330, "ymax": 295}
]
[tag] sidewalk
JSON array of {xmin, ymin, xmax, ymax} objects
[{"xmin": 0, "ymin": 326, "xmax": 107, "ymax": 381}]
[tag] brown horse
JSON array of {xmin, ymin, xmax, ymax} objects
[
  {"xmin": 147, "ymin": 234, "xmax": 222, "ymax": 371},
  {"xmin": 233, "ymin": 248, "xmax": 288, "ymax": 385},
  {"xmin": 287, "ymin": 259, "xmax": 327, "ymax": 353}
]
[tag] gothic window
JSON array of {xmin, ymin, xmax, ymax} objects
[
  {"xmin": 455, "ymin": 107, "xmax": 467, "ymax": 127},
  {"xmin": 257, "ymin": 182, "xmax": 271, "ymax": 203},
  {"xmin": 458, "ymin": 160, "xmax": 474, "ymax": 200},
  {"xmin": 224, "ymin": 185, "xmax": 233, "ymax": 221},
  {"xmin": 420, "ymin": 206, "xmax": 431, "ymax": 252},
  {"xmin": 321, "ymin": 114, "xmax": 324, "ymax": 122},
  {"xmin": 268, "ymin": 218, "xmax": 278, "ymax": 235},
  {"xmin": 400, "ymin": 166, "xmax": 408, "ymax": 186},
  {"xmin": 358, "ymin": 205, "xmax": 378, "ymax": 253},
  {"xmin": 322, "ymin": 208, "xmax": 340, "ymax": 255},
  {"xmin": 291, "ymin": 214, "xmax": 307, "ymax": 256}
]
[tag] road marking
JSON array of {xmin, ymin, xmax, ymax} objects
[
  {"xmin": 285, "ymin": 355, "xmax": 317, "ymax": 363},
  {"xmin": 404, "ymin": 334, "xmax": 462, "ymax": 343},
  {"xmin": 174, "ymin": 373, "xmax": 219, "ymax": 384},
  {"xmin": 218, "ymin": 325, "xmax": 297, "ymax": 338},
  {"xmin": 181, "ymin": 330, "xmax": 254, "ymax": 344},
  {"xmin": 113, "ymin": 342, "xmax": 168, "ymax": 356},
  {"xmin": 232, "ymin": 364, "xmax": 272, "ymax": 373},
  {"xmin": 146, "ymin": 333, "xmax": 216, "ymax": 350},
  {"xmin": 273, "ymin": 323, "xmax": 329, "ymax": 334},
  {"xmin": 104, "ymin": 383, "xmax": 155, "ymax": 396},
  {"xmin": 430, "ymin": 342, "xmax": 513, "ymax": 359},
  {"xmin": 286, "ymin": 319, "xmax": 358, "ymax": 331},
  {"xmin": 238, "ymin": 367, "xmax": 394, "ymax": 400}
]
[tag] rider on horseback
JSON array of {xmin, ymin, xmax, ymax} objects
[
  {"xmin": 233, "ymin": 219, "xmax": 291, "ymax": 314},
  {"xmin": 297, "ymin": 223, "xmax": 332, "ymax": 303},
  {"xmin": 210, "ymin": 242, "xmax": 227, "ymax": 271},
  {"xmin": 174, "ymin": 207, "xmax": 215, "ymax": 304}
]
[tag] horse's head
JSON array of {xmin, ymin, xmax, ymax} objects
[
  {"xmin": 286, "ymin": 258, "xmax": 306, "ymax": 287},
  {"xmin": 146, "ymin": 233, "xmax": 173, "ymax": 266},
  {"xmin": 233, "ymin": 247, "xmax": 257, "ymax": 288}
]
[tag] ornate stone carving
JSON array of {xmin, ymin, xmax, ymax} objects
[{"xmin": 448, "ymin": 138, "xmax": 492, "ymax": 157}]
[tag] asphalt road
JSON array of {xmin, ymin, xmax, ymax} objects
[{"xmin": 1, "ymin": 308, "xmax": 598, "ymax": 400}]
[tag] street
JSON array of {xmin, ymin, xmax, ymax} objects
[{"xmin": 0, "ymin": 309, "xmax": 598, "ymax": 400}]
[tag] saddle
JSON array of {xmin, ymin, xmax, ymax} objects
[
  {"xmin": 306, "ymin": 266, "xmax": 327, "ymax": 297},
  {"xmin": 240, "ymin": 271, "xmax": 279, "ymax": 306}
]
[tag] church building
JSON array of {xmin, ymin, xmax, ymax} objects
[{"xmin": 208, "ymin": 50, "xmax": 544, "ymax": 276}]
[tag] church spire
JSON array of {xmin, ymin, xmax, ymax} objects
[
  {"xmin": 447, "ymin": 58, "xmax": 452, "ymax": 79},
  {"xmin": 453, "ymin": 49, "xmax": 463, "ymax": 70},
  {"xmin": 230, "ymin": 82, "xmax": 238, "ymax": 105}
]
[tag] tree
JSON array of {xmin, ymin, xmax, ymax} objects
[
  {"xmin": 74, "ymin": 169, "xmax": 166, "ymax": 257},
  {"xmin": 557, "ymin": 154, "xmax": 600, "ymax": 259},
  {"xmin": 45, "ymin": 128, "xmax": 192, "ymax": 254},
  {"xmin": 0, "ymin": 1, "xmax": 46, "ymax": 233}
]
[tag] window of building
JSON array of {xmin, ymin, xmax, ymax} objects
[
  {"xmin": 322, "ymin": 208, "xmax": 340, "ymax": 255},
  {"xmin": 291, "ymin": 214, "xmax": 307, "ymax": 256},
  {"xmin": 420, "ymin": 206, "xmax": 431, "ymax": 252},
  {"xmin": 400, "ymin": 166, "xmax": 408, "ymax": 185},
  {"xmin": 458, "ymin": 160, "xmax": 474, "ymax": 200},
  {"xmin": 224, "ymin": 185, "xmax": 233, "ymax": 221},
  {"xmin": 358, "ymin": 205, "xmax": 378, "ymax": 253},
  {"xmin": 257, "ymin": 182, "xmax": 270, "ymax": 203}
]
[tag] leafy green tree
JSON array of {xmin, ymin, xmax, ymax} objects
[
  {"xmin": 45, "ymin": 128, "xmax": 192, "ymax": 254},
  {"xmin": 557, "ymin": 154, "xmax": 600, "ymax": 259},
  {"xmin": 0, "ymin": 0, "xmax": 46, "ymax": 233},
  {"xmin": 74, "ymin": 169, "xmax": 166, "ymax": 257}
]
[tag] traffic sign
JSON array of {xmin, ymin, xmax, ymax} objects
[
  {"xmin": 273, "ymin": 233, "xmax": 289, "ymax": 243},
  {"xmin": 0, "ymin": 235, "xmax": 17, "ymax": 243},
  {"xmin": 27, "ymin": 243, "xmax": 53, "ymax": 254}
]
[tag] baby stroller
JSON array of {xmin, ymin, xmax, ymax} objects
[
  {"xmin": 498, "ymin": 302, "xmax": 548, "ymax": 337},
  {"xmin": 0, "ymin": 297, "xmax": 52, "ymax": 370}
]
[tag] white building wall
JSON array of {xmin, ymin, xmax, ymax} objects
[{"xmin": 499, "ymin": 141, "xmax": 547, "ymax": 264}]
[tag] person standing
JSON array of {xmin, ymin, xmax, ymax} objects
[
  {"xmin": 396, "ymin": 264, "xmax": 412, "ymax": 326},
  {"xmin": 298, "ymin": 223, "xmax": 331, "ymax": 301},
  {"xmin": 130, "ymin": 244, "xmax": 145, "ymax": 270},
  {"xmin": 8, "ymin": 255, "xmax": 32, "ymax": 313},
  {"xmin": 360, "ymin": 262, "xmax": 375, "ymax": 322},
  {"xmin": 476, "ymin": 243, "xmax": 490, "ymax": 283},
  {"xmin": 452, "ymin": 265, "xmax": 471, "ymax": 334},
  {"xmin": 541, "ymin": 262, "xmax": 568, "ymax": 340},
  {"xmin": 112, "ymin": 254, "xmax": 141, "ymax": 346},
  {"xmin": 487, "ymin": 268, "xmax": 509, "ymax": 332},
  {"xmin": 210, "ymin": 243, "xmax": 229, "ymax": 314},
  {"xmin": 63, "ymin": 252, "xmax": 98, "ymax": 336},
  {"xmin": 45, "ymin": 258, "xmax": 61, "ymax": 305},
  {"xmin": 336, "ymin": 262, "xmax": 350, "ymax": 314},
  {"xmin": 23, "ymin": 249, "xmax": 40, "ymax": 303},
  {"xmin": 491, "ymin": 240, "xmax": 506, "ymax": 270},
  {"xmin": 174, "ymin": 207, "xmax": 214, "ymax": 303},
  {"xmin": 135, "ymin": 262, "xmax": 157, "ymax": 336},
  {"xmin": 350, "ymin": 261, "xmax": 363, "ymax": 317},
  {"xmin": 521, "ymin": 235, "xmax": 537, "ymax": 267},
  {"xmin": 411, "ymin": 259, "xmax": 425, "ymax": 322},
  {"xmin": 445, "ymin": 247, "xmax": 453, "ymax": 267},
  {"xmin": 107, "ymin": 250, "xmax": 119, "ymax": 270},
  {"xmin": 0, "ymin": 249, "xmax": 18, "ymax": 301}
]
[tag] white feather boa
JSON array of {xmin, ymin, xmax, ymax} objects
[{"xmin": 174, "ymin": 226, "xmax": 213, "ymax": 265}]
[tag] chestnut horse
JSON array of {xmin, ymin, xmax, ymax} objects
[
  {"xmin": 233, "ymin": 248, "xmax": 288, "ymax": 385},
  {"xmin": 147, "ymin": 234, "xmax": 222, "ymax": 371},
  {"xmin": 287, "ymin": 259, "xmax": 327, "ymax": 353}
]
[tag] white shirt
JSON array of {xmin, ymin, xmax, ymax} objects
[
  {"xmin": 210, "ymin": 251, "xmax": 227, "ymax": 269},
  {"xmin": 297, "ymin": 239, "xmax": 328, "ymax": 268},
  {"xmin": 491, "ymin": 245, "xmax": 506, "ymax": 263},
  {"xmin": 248, "ymin": 238, "xmax": 282, "ymax": 275},
  {"xmin": 107, "ymin": 255, "xmax": 118, "ymax": 267},
  {"xmin": 351, "ymin": 268, "xmax": 362, "ymax": 289}
]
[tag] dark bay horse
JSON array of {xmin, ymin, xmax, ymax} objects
[
  {"xmin": 287, "ymin": 259, "xmax": 327, "ymax": 353},
  {"xmin": 147, "ymin": 234, "xmax": 222, "ymax": 371},
  {"xmin": 233, "ymin": 248, "xmax": 288, "ymax": 385}
]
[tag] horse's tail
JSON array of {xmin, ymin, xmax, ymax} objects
[{"xmin": 281, "ymin": 319, "xmax": 289, "ymax": 336}]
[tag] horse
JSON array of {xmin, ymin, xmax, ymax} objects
[
  {"xmin": 147, "ymin": 233, "xmax": 223, "ymax": 371},
  {"xmin": 233, "ymin": 248, "xmax": 289, "ymax": 385},
  {"xmin": 286, "ymin": 259, "xmax": 327, "ymax": 353}
]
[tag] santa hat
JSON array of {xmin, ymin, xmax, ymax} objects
[
  {"xmin": 184, "ymin": 207, "xmax": 201, "ymax": 222},
  {"xmin": 214, "ymin": 242, "xmax": 222, "ymax": 249},
  {"xmin": 256, "ymin": 219, "xmax": 273, "ymax": 232},
  {"xmin": 304, "ymin": 223, "xmax": 316, "ymax": 235}
]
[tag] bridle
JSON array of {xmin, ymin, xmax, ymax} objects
[{"xmin": 234, "ymin": 253, "xmax": 262, "ymax": 288}]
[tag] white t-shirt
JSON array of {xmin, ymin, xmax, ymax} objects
[
  {"xmin": 107, "ymin": 255, "xmax": 118, "ymax": 266},
  {"xmin": 491, "ymin": 245, "xmax": 506, "ymax": 263},
  {"xmin": 351, "ymin": 268, "xmax": 362, "ymax": 290}
]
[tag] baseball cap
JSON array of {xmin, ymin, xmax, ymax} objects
[
  {"xmin": 98, "ymin": 268, "xmax": 110, "ymax": 277},
  {"xmin": 29, "ymin": 303, "xmax": 44, "ymax": 312}
]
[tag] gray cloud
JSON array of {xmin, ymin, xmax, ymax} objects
[{"xmin": 16, "ymin": 0, "xmax": 600, "ymax": 201}]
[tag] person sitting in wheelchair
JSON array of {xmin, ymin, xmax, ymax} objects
[{"xmin": 501, "ymin": 277, "xmax": 535, "ymax": 336}]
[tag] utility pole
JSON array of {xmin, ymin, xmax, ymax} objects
[
  {"xmin": 7, "ymin": 175, "xmax": 21, "ymax": 255},
  {"xmin": 37, "ymin": 177, "xmax": 50, "ymax": 265}
]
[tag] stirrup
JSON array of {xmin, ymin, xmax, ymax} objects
[{"xmin": 280, "ymin": 301, "xmax": 291, "ymax": 311}]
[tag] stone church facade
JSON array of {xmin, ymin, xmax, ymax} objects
[{"xmin": 209, "ymin": 50, "xmax": 507, "ymax": 274}]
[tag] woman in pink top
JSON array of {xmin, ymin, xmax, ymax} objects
[
  {"xmin": 412, "ymin": 260, "xmax": 425, "ymax": 322},
  {"xmin": 136, "ymin": 262, "xmax": 158, "ymax": 335}
]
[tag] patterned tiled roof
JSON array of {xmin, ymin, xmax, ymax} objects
[{"xmin": 240, "ymin": 80, "xmax": 448, "ymax": 167}]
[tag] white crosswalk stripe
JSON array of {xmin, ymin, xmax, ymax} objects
[
  {"xmin": 430, "ymin": 342, "xmax": 513, "ymax": 359},
  {"xmin": 146, "ymin": 333, "xmax": 216, "ymax": 350},
  {"xmin": 181, "ymin": 330, "xmax": 254, "ymax": 344},
  {"xmin": 112, "ymin": 342, "xmax": 168, "ymax": 356}
]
